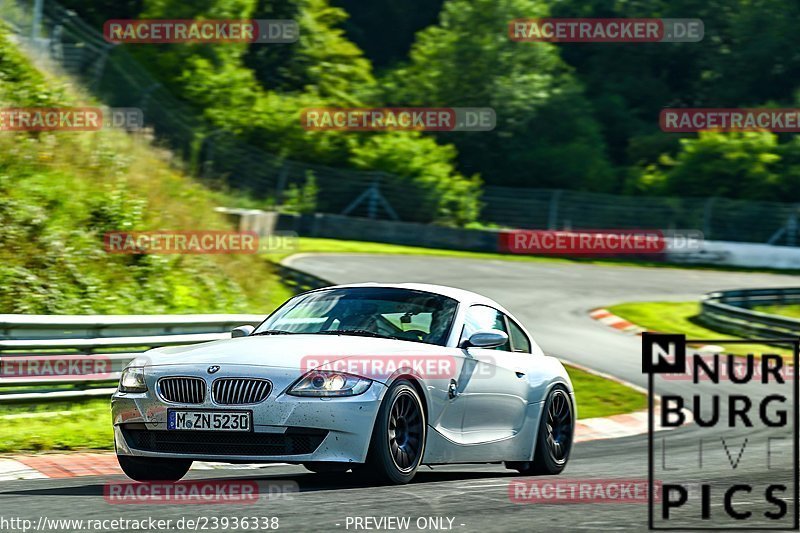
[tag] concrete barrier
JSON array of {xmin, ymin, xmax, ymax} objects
[
  {"xmin": 220, "ymin": 210, "xmax": 800, "ymax": 270},
  {"xmin": 278, "ymin": 213, "xmax": 500, "ymax": 252},
  {"xmin": 667, "ymin": 240, "xmax": 800, "ymax": 269}
]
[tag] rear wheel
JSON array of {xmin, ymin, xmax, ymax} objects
[
  {"xmin": 363, "ymin": 380, "xmax": 426, "ymax": 484},
  {"xmin": 117, "ymin": 455, "xmax": 192, "ymax": 482},
  {"xmin": 511, "ymin": 386, "xmax": 573, "ymax": 476}
]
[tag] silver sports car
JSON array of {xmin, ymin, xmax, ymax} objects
[{"xmin": 112, "ymin": 283, "xmax": 576, "ymax": 484}]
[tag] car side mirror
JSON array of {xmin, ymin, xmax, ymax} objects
[
  {"xmin": 462, "ymin": 329, "xmax": 508, "ymax": 349},
  {"xmin": 231, "ymin": 325, "xmax": 255, "ymax": 338}
]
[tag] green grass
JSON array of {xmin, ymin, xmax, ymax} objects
[
  {"xmin": 753, "ymin": 304, "xmax": 800, "ymax": 319},
  {"xmin": 565, "ymin": 364, "xmax": 647, "ymax": 419},
  {"xmin": 0, "ymin": 26, "xmax": 294, "ymax": 315},
  {"xmin": 607, "ymin": 301, "xmax": 792, "ymax": 358},
  {"xmin": 0, "ymin": 399, "xmax": 112, "ymax": 453},
  {"xmin": 0, "ymin": 367, "xmax": 645, "ymax": 453}
]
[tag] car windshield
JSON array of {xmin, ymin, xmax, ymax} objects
[{"xmin": 255, "ymin": 287, "xmax": 459, "ymax": 346}]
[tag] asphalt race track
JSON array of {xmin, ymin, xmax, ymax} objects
[{"xmin": 2, "ymin": 255, "xmax": 799, "ymax": 532}]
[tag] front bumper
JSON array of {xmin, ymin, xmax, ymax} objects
[{"xmin": 112, "ymin": 364, "xmax": 386, "ymax": 463}]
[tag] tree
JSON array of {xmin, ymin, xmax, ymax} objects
[
  {"xmin": 330, "ymin": 0, "xmax": 445, "ymax": 67},
  {"xmin": 381, "ymin": 0, "xmax": 614, "ymax": 191},
  {"xmin": 244, "ymin": 0, "xmax": 374, "ymax": 101},
  {"xmin": 637, "ymin": 131, "xmax": 782, "ymax": 200},
  {"xmin": 551, "ymin": 0, "xmax": 800, "ymax": 173}
]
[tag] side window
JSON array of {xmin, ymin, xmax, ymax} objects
[
  {"xmin": 507, "ymin": 319, "xmax": 532, "ymax": 354},
  {"xmin": 460, "ymin": 305, "xmax": 511, "ymax": 351}
]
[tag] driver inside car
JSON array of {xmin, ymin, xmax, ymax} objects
[{"xmin": 333, "ymin": 304, "xmax": 380, "ymax": 333}]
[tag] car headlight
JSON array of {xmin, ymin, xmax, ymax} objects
[
  {"xmin": 288, "ymin": 371, "xmax": 372, "ymax": 397},
  {"xmin": 119, "ymin": 367, "xmax": 147, "ymax": 393}
]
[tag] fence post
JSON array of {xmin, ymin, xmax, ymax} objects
[
  {"xmin": 200, "ymin": 129, "xmax": 224, "ymax": 179},
  {"xmin": 788, "ymin": 210, "xmax": 798, "ymax": 247},
  {"xmin": 31, "ymin": 0, "xmax": 44, "ymax": 54},
  {"xmin": 547, "ymin": 190, "xmax": 562, "ymax": 230},
  {"xmin": 275, "ymin": 162, "xmax": 289, "ymax": 204},
  {"xmin": 91, "ymin": 43, "xmax": 112, "ymax": 91},
  {"xmin": 138, "ymin": 82, "xmax": 162, "ymax": 112},
  {"xmin": 702, "ymin": 197, "xmax": 715, "ymax": 241},
  {"xmin": 341, "ymin": 174, "xmax": 399, "ymax": 221}
]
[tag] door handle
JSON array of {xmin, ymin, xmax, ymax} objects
[
  {"xmin": 515, "ymin": 371, "xmax": 526, "ymax": 378},
  {"xmin": 448, "ymin": 379, "xmax": 459, "ymax": 399}
]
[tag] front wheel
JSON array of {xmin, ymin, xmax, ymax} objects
[
  {"xmin": 512, "ymin": 386, "xmax": 574, "ymax": 476},
  {"xmin": 363, "ymin": 380, "xmax": 426, "ymax": 484},
  {"xmin": 117, "ymin": 455, "xmax": 192, "ymax": 482}
]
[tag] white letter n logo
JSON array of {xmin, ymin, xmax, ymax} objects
[
  {"xmin": 643, "ymin": 333, "xmax": 686, "ymax": 374},
  {"xmin": 653, "ymin": 343, "xmax": 677, "ymax": 367}
]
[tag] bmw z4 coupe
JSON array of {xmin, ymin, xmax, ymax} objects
[{"xmin": 112, "ymin": 283, "xmax": 576, "ymax": 484}]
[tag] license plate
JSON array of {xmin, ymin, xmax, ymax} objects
[{"xmin": 167, "ymin": 410, "xmax": 252, "ymax": 431}]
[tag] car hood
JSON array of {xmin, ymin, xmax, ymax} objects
[{"xmin": 139, "ymin": 334, "xmax": 453, "ymax": 370}]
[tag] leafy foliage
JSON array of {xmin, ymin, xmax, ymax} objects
[
  {"xmin": 381, "ymin": 0, "xmax": 614, "ymax": 191},
  {"xmin": 0, "ymin": 26, "xmax": 292, "ymax": 313},
  {"xmin": 632, "ymin": 131, "xmax": 800, "ymax": 202},
  {"xmin": 20, "ymin": 0, "xmax": 800, "ymax": 214}
]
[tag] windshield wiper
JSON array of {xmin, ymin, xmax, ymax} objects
[
  {"xmin": 317, "ymin": 329, "xmax": 402, "ymax": 340},
  {"xmin": 251, "ymin": 329, "xmax": 296, "ymax": 336}
]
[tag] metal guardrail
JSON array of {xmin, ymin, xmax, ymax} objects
[
  {"xmin": 0, "ymin": 314, "xmax": 267, "ymax": 340},
  {"xmin": 275, "ymin": 263, "xmax": 331, "ymax": 294},
  {"xmin": 0, "ymin": 320, "xmax": 263, "ymax": 403},
  {"xmin": 700, "ymin": 288, "xmax": 800, "ymax": 340},
  {"xmin": 0, "ymin": 265, "xmax": 332, "ymax": 402}
]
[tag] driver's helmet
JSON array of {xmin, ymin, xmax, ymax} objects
[
  {"xmin": 337, "ymin": 303, "xmax": 378, "ymax": 331},
  {"xmin": 425, "ymin": 308, "xmax": 450, "ymax": 344}
]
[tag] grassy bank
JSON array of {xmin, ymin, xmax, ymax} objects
[
  {"xmin": 0, "ymin": 399, "xmax": 111, "ymax": 453},
  {"xmin": 0, "ymin": 26, "xmax": 292, "ymax": 315},
  {"xmin": 752, "ymin": 304, "xmax": 800, "ymax": 319},
  {"xmin": 565, "ymin": 364, "xmax": 646, "ymax": 419},
  {"xmin": 607, "ymin": 301, "xmax": 792, "ymax": 357}
]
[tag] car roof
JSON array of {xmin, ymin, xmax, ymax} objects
[{"xmin": 315, "ymin": 282, "xmax": 508, "ymax": 311}]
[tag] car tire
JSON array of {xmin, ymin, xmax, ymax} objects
[
  {"xmin": 363, "ymin": 380, "xmax": 426, "ymax": 485},
  {"xmin": 512, "ymin": 385, "xmax": 574, "ymax": 476},
  {"xmin": 117, "ymin": 454, "xmax": 192, "ymax": 482},
  {"xmin": 302, "ymin": 462, "xmax": 352, "ymax": 474}
]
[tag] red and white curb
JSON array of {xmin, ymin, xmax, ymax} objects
[
  {"xmin": 588, "ymin": 308, "xmax": 723, "ymax": 354},
  {"xmin": 589, "ymin": 308, "xmax": 646, "ymax": 334},
  {"xmin": 564, "ymin": 359, "xmax": 693, "ymax": 444},
  {"xmin": 575, "ymin": 405, "xmax": 692, "ymax": 443},
  {"xmin": 0, "ymin": 455, "xmax": 288, "ymax": 481}
]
